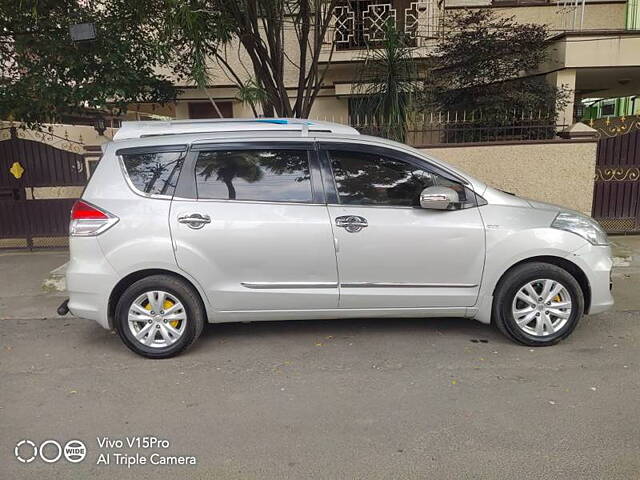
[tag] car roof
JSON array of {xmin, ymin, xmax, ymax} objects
[{"xmin": 113, "ymin": 118, "xmax": 359, "ymax": 140}]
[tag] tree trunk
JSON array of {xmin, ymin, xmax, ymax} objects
[
  {"xmin": 224, "ymin": 178, "xmax": 236, "ymax": 200},
  {"xmin": 218, "ymin": 0, "xmax": 340, "ymax": 119}
]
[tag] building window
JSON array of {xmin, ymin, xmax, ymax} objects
[
  {"xmin": 187, "ymin": 101, "xmax": 233, "ymax": 119},
  {"xmin": 601, "ymin": 102, "xmax": 616, "ymax": 117},
  {"xmin": 334, "ymin": 0, "xmax": 401, "ymax": 50}
]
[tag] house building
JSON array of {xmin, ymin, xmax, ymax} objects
[
  {"xmin": 3, "ymin": 0, "xmax": 640, "ymax": 249},
  {"xmin": 123, "ymin": 0, "xmax": 640, "ymax": 126}
]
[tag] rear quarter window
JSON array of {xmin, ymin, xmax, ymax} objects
[{"xmin": 120, "ymin": 151, "xmax": 184, "ymax": 196}]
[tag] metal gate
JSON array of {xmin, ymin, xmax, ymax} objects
[
  {"xmin": 0, "ymin": 126, "xmax": 87, "ymax": 249},
  {"xmin": 591, "ymin": 117, "xmax": 640, "ymax": 233}
]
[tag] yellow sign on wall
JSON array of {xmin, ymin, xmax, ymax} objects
[{"xmin": 9, "ymin": 161, "xmax": 24, "ymax": 179}]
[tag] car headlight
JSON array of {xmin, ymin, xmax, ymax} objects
[{"xmin": 551, "ymin": 212, "xmax": 609, "ymax": 246}]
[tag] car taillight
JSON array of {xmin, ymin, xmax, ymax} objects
[{"xmin": 69, "ymin": 200, "xmax": 119, "ymax": 236}]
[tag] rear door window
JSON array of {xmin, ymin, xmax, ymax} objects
[
  {"xmin": 120, "ymin": 151, "xmax": 184, "ymax": 196},
  {"xmin": 195, "ymin": 149, "xmax": 313, "ymax": 203}
]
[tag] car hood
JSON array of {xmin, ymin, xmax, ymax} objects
[
  {"xmin": 525, "ymin": 198, "xmax": 565, "ymax": 212},
  {"xmin": 481, "ymin": 186, "xmax": 585, "ymax": 216},
  {"xmin": 524, "ymin": 197, "xmax": 584, "ymax": 216}
]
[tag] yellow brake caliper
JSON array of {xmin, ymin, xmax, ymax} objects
[{"xmin": 145, "ymin": 300, "xmax": 180, "ymax": 327}]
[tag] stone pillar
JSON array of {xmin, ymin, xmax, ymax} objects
[
  {"xmin": 175, "ymin": 102, "xmax": 190, "ymax": 119},
  {"xmin": 546, "ymin": 68, "xmax": 577, "ymax": 129},
  {"xmin": 558, "ymin": 121, "xmax": 599, "ymax": 140}
]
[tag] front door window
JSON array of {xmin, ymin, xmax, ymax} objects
[{"xmin": 329, "ymin": 149, "xmax": 467, "ymax": 206}]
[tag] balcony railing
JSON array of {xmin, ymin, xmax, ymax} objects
[
  {"xmin": 329, "ymin": 0, "xmax": 632, "ymax": 52},
  {"xmin": 555, "ymin": 0, "xmax": 586, "ymax": 31},
  {"xmin": 332, "ymin": 0, "xmax": 445, "ymax": 50}
]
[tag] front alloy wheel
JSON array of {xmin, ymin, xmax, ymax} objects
[
  {"xmin": 511, "ymin": 279, "xmax": 572, "ymax": 337},
  {"xmin": 493, "ymin": 262, "xmax": 584, "ymax": 346}
]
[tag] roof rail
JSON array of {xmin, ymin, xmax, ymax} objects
[{"xmin": 113, "ymin": 118, "xmax": 359, "ymax": 140}]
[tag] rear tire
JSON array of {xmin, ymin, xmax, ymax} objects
[
  {"xmin": 493, "ymin": 262, "xmax": 584, "ymax": 346},
  {"xmin": 114, "ymin": 274, "xmax": 205, "ymax": 358}
]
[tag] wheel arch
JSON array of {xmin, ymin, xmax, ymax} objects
[
  {"xmin": 492, "ymin": 255, "xmax": 591, "ymax": 314},
  {"xmin": 107, "ymin": 269, "xmax": 208, "ymax": 329}
]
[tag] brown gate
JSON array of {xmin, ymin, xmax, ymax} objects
[
  {"xmin": 0, "ymin": 126, "xmax": 88, "ymax": 249},
  {"xmin": 591, "ymin": 118, "xmax": 640, "ymax": 233}
]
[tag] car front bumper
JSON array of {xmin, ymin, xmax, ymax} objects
[{"xmin": 568, "ymin": 243, "xmax": 614, "ymax": 315}]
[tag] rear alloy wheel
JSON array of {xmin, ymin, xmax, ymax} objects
[
  {"xmin": 493, "ymin": 263, "xmax": 584, "ymax": 346},
  {"xmin": 115, "ymin": 275, "xmax": 205, "ymax": 358},
  {"xmin": 127, "ymin": 291, "xmax": 188, "ymax": 349}
]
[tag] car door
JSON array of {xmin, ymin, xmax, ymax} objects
[
  {"xmin": 320, "ymin": 142, "xmax": 486, "ymax": 309},
  {"xmin": 170, "ymin": 141, "xmax": 339, "ymax": 312}
]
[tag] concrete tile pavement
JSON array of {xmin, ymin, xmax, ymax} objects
[
  {"xmin": 609, "ymin": 235, "xmax": 640, "ymax": 311},
  {"xmin": 0, "ymin": 249, "xmax": 68, "ymax": 320}
]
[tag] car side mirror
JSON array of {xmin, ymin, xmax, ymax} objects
[{"xmin": 419, "ymin": 186, "xmax": 459, "ymax": 210}]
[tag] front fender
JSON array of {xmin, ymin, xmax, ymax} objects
[
  {"xmin": 471, "ymin": 204, "xmax": 590, "ymax": 324},
  {"xmin": 480, "ymin": 226, "xmax": 589, "ymax": 301}
]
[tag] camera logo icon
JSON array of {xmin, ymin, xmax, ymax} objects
[
  {"xmin": 64, "ymin": 440, "xmax": 87, "ymax": 463},
  {"xmin": 14, "ymin": 440, "xmax": 38, "ymax": 464},
  {"xmin": 14, "ymin": 439, "xmax": 86, "ymax": 464}
]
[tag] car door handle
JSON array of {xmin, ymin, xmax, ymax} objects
[
  {"xmin": 178, "ymin": 213, "xmax": 211, "ymax": 229},
  {"xmin": 335, "ymin": 215, "xmax": 368, "ymax": 233}
]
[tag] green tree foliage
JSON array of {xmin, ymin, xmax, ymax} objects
[
  {"xmin": 160, "ymin": 0, "xmax": 232, "ymax": 117},
  {"xmin": 351, "ymin": 21, "xmax": 420, "ymax": 142},
  {"xmin": 0, "ymin": 0, "xmax": 178, "ymax": 127},
  {"xmin": 236, "ymin": 78, "xmax": 268, "ymax": 117},
  {"xmin": 423, "ymin": 9, "xmax": 568, "ymax": 117},
  {"xmin": 1, "ymin": 0, "xmax": 342, "ymax": 124}
]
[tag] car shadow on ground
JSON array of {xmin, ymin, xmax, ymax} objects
[
  {"xmin": 192, "ymin": 316, "xmax": 508, "ymax": 351},
  {"xmin": 74, "ymin": 315, "xmax": 509, "ymax": 358},
  {"xmin": 67, "ymin": 311, "xmax": 630, "ymax": 361}
]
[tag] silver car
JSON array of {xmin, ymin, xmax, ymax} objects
[{"xmin": 64, "ymin": 119, "xmax": 613, "ymax": 358}]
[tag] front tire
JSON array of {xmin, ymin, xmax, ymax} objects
[
  {"xmin": 115, "ymin": 274, "xmax": 205, "ymax": 358},
  {"xmin": 493, "ymin": 262, "xmax": 584, "ymax": 346}
]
